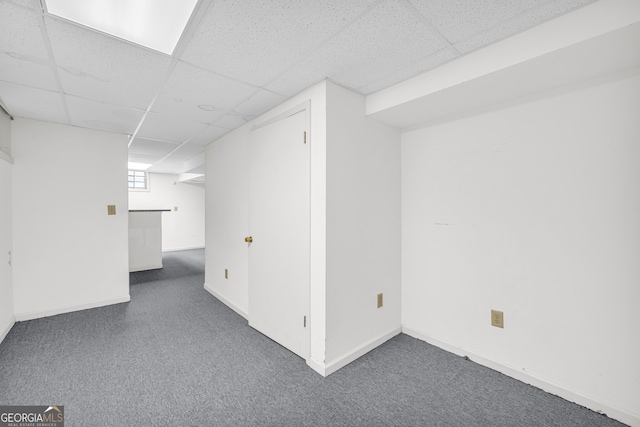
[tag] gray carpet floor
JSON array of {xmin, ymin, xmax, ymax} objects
[{"xmin": 0, "ymin": 249, "xmax": 626, "ymax": 426}]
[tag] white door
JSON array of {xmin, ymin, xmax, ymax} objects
[{"xmin": 248, "ymin": 110, "xmax": 309, "ymax": 359}]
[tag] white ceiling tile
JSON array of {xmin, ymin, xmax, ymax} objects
[
  {"xmin": 147, "ymin": 143, "xmax": 205, "ymax": 173},
  {"xmin": 147, "ymin": 162, "xmax": 186, "ymax": 174},
  {"xmin": 189, "ymin": 125, "xmax": 230, "ymax": 146},
  {"xmin": 187, "ymin": 164, "xmax": 206, "ymax": 175},
  {"xmin": 266, "ymin": 0, "xmax": 446, "ymax": 96},
  {"xmin": 127, "ymin": 153, "xmax": 166, "ymax": 165},
  {"xmin": 45, "ymin": 17, "xmax": 173, "ymax": 110},
  {"xmin": 0, "ymin": 81, "xmax": 67, "ymax": 123},
  {"xmin": 0, "ymin": 51, "xmax": 57, "ymax": 90},
  {"xmin": 180, "ymin": 0, "xmax": 379, "ymax": 86},
  {"xmin": 151, "ymin": 61, "xmax": 257, "ymax": 123},
  {"xmin": 2, "ymin": 0, "xmax": 34, "ymax": 9},
  {"xmin": 129, "ymin": 137, "xmax": 180, "ymax": 158},
  {"xmin": 137, "ymin": 112, "xmax": 208, "ymax": 143},
  {"xmin": 357, "ymin": 48, "xmax": 458, "ymax": 94},
  {"xmin": 0, "ymin": 2, "xmax": 49, "ymax": 59},
  {"xmin": 235, "ymin": 89, "xmax": 287, "ymax": 116},
  {"xmin": 212, "ymin": 113, "xmax": 249, "ymax": 130},
  {"xmin": 0, "ymin": 0, "xmax": 608, "ymax": 179},
  {"xmin": 169, "ymin": 143, "xmax": 205, "ymax": 162},
  {"xmin": 453, "ymin": 0, "xmax": 598, "ymax": 54},
  {"xmin": 407, "ymin": 0, "xmax": 545, "ymax": 44},
  {"xmin": 65, "ymin": 95, "xmax": 144, "ymax": 134}
]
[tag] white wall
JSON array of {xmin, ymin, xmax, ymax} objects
[
  {"xmin": 128, "ymin": 173, "xmax": 205, "ymax": 251},
  {"xmin": 205, "ymin": 81, "xmax": 328, "ymax": 369},
  {"xmin": 12, "ymin": 119, "xmax": 130, "ymax": 320},
  {"xmin": 0, "ymin": 110, "xmax": 13, "ymax": 343},
  {"xmin": 205, "ymin": 126, "xmax": 249, "ymax": 317},
  {"xmin": 324, "ymin": 83, "xmax": 401, "ymax": 370},
  {"xmin": 205, "ymin": 81, "xmax": 401, "ymax": 375},
  {"xmin": 401, "ymin": 74, "xmax": 640, "ymax": 425}
]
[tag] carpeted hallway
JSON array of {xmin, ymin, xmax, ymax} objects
[{"xmin": 0, "ymin": 249, "xmax": 625, "ymax": 426}]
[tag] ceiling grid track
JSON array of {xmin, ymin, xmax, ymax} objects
[
  {"xmin": 0, "ymin": 0, "xmax": 615, "ymax": 177},
  {"xmin": 31, "ymin": 0, "xmax": 71, "ymax": 125},
  {"xmin": 401, "ymin": 0, "xmax": 460, "ymax": 56},
  {"xmin": 128, "ymin": 0, "xmax": 212, "ymax": 155}
]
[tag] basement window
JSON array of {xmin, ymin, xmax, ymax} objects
[{"xmin": 128, "ymin": 170, "xmax": 148, "ymax": 191}]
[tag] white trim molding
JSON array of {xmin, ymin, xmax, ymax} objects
[
  {"xmin": 402, "ymin": 326, "xmax": 640, "ymax": 427},
  {"xmin": 14, "ymin": 295, "xmax": 130, "ymax": 322},
  {"xmin": 315, "ymin": 326, "xmax": 402, "ymax": 377},
  {"xmin": 162, "ymin": 246, "xmax": 205, "ymax": 253},
  {"xmin": 203, "ymin": 283, "xmax": 248, "ymax": 319},
  {"xmin": 0, "ymin": 315, "xmax": 16, "ymax": 345}
]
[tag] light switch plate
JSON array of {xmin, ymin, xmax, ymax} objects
[{"xmin": 107, "ymin": 205, "xmax": 116, "ymax": 215}]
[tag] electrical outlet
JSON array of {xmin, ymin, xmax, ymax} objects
[
  {"xmin": 377, "ymin": 293, "xmax": 383, "ymax": 308},
  {"xmin": 174, "ymin": 206, "xmax": 178, "ymax": 211},
  {"xmin": 224, "ymin": 269, "xmax": 228, "ymax": 279},
  {"xmin": 107, "ymin": 205, "xmax": 116, "ymax": 215},
  {"xmin": 491, "ymin": 310, "xmax": 504, "ymax": 328}
]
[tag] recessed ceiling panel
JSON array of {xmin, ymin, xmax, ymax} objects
[
  {"xmin": 66, "ymin": 95, "xmax": 144, "ymax": 134},
  {"xmin": 0, "ymin": 2, "xmax": 49, "ymax": 59},
  {"xmin": 152, "ymin": 61, "xmax": 257, "ymax": 123},
  {"xmin": 180, "ymin": 0, "xmax": 379, "ymax": 86},
  {"xmin": 137, "ymin": 112, "xmax": 208, "ymax": 143},
  {"xmin": 0, "ymin": 81, "xmax": 67, "ymax": 123},
  {"xmin": 0, "ymin": 52, "xmax": 57, "ymax": 90},
  {"xmin": 46, "ymin": 17, "xmax": 172, "ymax": 110},
  {"xmin": 189, "ymin": 125, "xmax": 229, "ymax": 146},
  {"xmin": 452, "ymin": 0, "xmax": 597, "ymax": 54},
  {"xmin": 266, "ymin": 1, "xmax": 446, "ymax": 96}
]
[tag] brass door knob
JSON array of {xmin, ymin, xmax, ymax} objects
[{"xmin": 245, "ymin": 236, "xmax": 253, "ymax": 243}]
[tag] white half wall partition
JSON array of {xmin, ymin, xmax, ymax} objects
[{"xmin": 128, "ymin": 172, "xmax": 205, "ymax": 252}]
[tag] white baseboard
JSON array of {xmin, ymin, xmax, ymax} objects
[
  {"xmin": 402, "ymin": 325, "xmax": 639, "ymax": 427},
  {"xmin": 0, "ymin": 315, "xmax": 16, "ymax": 345},
  {"xmin": 163, "ymin": 246, "xmax": 205, "ymax": 253},
  {"xmin": 203, "ymin": 283, "xmax": 248, "ymax": 319},
  {"xmin": 319, "ymin": 326, "xmax": 402, "ymax": 377},
  {"xmin": 307, "ymin": 358, "xmax": 327, "ymax": 376},
  {"xmin": 14, "ymin": 295, "xmax": 131, "ymax": 322}
]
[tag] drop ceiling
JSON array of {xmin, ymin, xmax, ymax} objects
[{"xmin": 0, "ymin": 0, "xmax": 598, "ymax": 180}]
